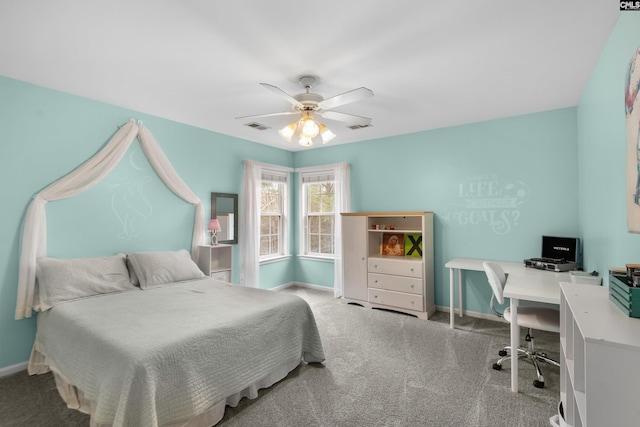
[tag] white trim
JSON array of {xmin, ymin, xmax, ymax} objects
[
  {"xmin": 269, "ymin": 281, "xmax": 334, "ymax": 293},
  {"xmin": 0, "ymin": 361, "xmax": 28, "ymax": 378},
  {"xmin": 297, "ymin": 255, "xmax": 334, "ymax": 263},
  {"xmin": 259, "ymin": 255, "xmax": 292, "ymax": 265},
  {"xmin": 295, "ymin": 164, "xmax": 337, "ymax": 174}
]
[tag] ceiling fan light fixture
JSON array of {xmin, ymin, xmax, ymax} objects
[
  {"xmin": 319, "ymin": 125, "xmax": 336, "ymax": 144},
  {"xmin": 298, "ymin": 136, "xmax": 313, "ymax": 147},
  {"xmin": 300, "ymin": 117, "xmax": 320, "ymax": 138},
  {"xmin": 244, "ymin": 77, "xmax": 373, "ymax": 148},
  {"xmin": 278, "ymin": 122, "xmax": 298, "ymax": 142}
]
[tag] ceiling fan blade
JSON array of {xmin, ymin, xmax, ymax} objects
[
  {"xmin": 260, "ymin": 83, "xmax": 304, "ymax": 108},
  {"xmin": 320, "ymin": 111, "xmax": 372, "ymax": 126},
  {"xmin": 235, "ymin": 111, "xmax": 300, "ymax": 120},
  {"xmin": 317, "ymin": 87, "xmax": 373, "ymax": 110}
]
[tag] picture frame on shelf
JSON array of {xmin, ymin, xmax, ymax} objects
[{"xmin": 381, "ymin": 233, "xmax": 404, "ymax": 256}]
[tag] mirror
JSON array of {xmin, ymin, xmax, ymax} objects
[{"xmin": 211, "ymin": 192, "xmax": 238, "ymax": 244}]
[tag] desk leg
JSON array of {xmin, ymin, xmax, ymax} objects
[
  {"xmin": 510, "ymin": 297, "xmax": 519, "ymax": 393},
  {"xmin": 458, "ymin": 269, "xmax": 463, "ymax": 317},
  {"xmin": 449, "ymin": 268, "xmax": 455, "ymax": 329}
]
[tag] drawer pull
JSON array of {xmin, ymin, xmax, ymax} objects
[
  {"xmin": 411, "ymin": 301, "xmax": 415, "ymax": 305},
  {"xmin": 374, "ymin": 264, "xmax": 378, "ymax": 269},
  {"xmin": 374, "ymin": 295, "xmax": 378, "ymax": 299},
  {"xmin": 410, "ymin": 284, "xmax": 415, "ymax": 289},
  {"xmin": 361, "ymin": 257, "xmax": 365, "ymax": 261},
  {"xmin": 375, "ymin": 280, "xmax": 378, "ymax": 284},
  {"xmin": 410, "ymin": 268, "xmax": 414, "ymax": 272}
]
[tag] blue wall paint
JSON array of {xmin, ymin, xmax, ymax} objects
[
  {"xmin": 295, "ymin": 108, "xmax": 579, "ymax": 314},
  {"xmin": 0, "ymin": 76, "xmax": 292, "ymax": 368},
  {"xmin": 2, "ymin": 14, "xmax": 639, "ymax": 370},
  {"xmin": 578, "ymin": 13, "xmax": 640, "ymax": 280}
]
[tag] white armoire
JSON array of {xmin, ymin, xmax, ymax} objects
[{"xmin": 341, "ymin": 211, "xmax": 435, "ymax": 319}]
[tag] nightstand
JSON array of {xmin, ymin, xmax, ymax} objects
[{"xmin": 197, "ymin": 244, "xmax": 232, "ymax": 282}]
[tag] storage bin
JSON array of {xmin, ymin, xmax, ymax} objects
[
  {"xmin": 569, "ymin": 270, "xmax": 602, "ymax": 286},
  {"xmin": 609, "ymin": 274, "xmax": 640, "ymax": 318}
]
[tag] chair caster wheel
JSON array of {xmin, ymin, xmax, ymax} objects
[
  {"xmin": 498, "ymin": 350, "xmax": 507, "ymax": 357},
  {"xmin": 533, "ymin": 380, "xmax": 544, "ymax": 389},
  {"xmin": 493, "ymin": 363, "xmax": 502, "ymax": 371}
]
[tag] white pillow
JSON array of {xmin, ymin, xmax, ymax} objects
[
  {"xmin": 36, "ymin": 254, "xmax": 137, "ymax": 311},
  {"xmin": 127, "ymin": 249, "xmax": 205, "ymax": 289}
]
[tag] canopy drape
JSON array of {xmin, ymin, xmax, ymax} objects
[
  {"xmin": 239, "ymin": 160, "xmax": 261, "ymax": 288},
  {"xmin": 16, "ymin": 120, "xmax": 205, "ymax": 319},
  {"xmin": 332, "ymin": 162, "xmax": 351, "ymax": 298}
]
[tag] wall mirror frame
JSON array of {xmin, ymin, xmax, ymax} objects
[{"xmin": 211, "ymin": 192, "xmax": 238, "ymax": 244}]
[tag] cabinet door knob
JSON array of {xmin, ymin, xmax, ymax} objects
[{"xmin": 361, "ymin": 257, "xmax": 365, "ymax": 261}]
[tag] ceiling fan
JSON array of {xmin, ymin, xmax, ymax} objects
[{"xmin": 237, "ymin": 76, "xmax": 374, "ymax": 147}]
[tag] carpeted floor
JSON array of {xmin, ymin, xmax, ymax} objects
[{"xmin": 0, "ymin": 286, "xmax": 560, "ymax": 426}]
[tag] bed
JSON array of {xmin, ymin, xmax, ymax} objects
[{"xmin": 27, "ymin": 250, "xmax": 325, "ymax": 427}]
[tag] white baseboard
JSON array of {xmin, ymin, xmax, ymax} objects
[
  {"xmin": 0, "ymin": 361, "xmax": 28, "ymax": 378},
  {"xmin": 270, "ymin": 281, "xmax": 333, "ymax": 293}
]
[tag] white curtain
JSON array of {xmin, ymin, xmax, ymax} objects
[
  {"xmin": 240, "ymin": 160, "xmax": 261, "ymax": 288},
  {"xmin": 15, "ymin": 120, "xmax": 205, "ymax": 319},
  {"xmin": 332, "ymin": 163, "xmax": 351, "ymax": 298}
]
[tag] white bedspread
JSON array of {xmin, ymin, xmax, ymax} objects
[{"xmin": 29, "ymin": 278, "xmax": 325, "ymax": 426}]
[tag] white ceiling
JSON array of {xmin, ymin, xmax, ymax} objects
[{"xmin": 0, "ymin": 1, "xmax": 620, "ymax": 151}]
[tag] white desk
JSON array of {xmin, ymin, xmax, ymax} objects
[
  {"xmin": 445, "ymin": 258, "xmax": 524, "ymax": 328},
  {"xmin": 445, "ymin": 257, "xmax": 569, "ymax": 392}
]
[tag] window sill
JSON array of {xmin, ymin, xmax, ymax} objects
[
  {"xmin": 297, "ymin": 255, "xmax": 335, "ymax": 263},
  {"xmin": 259, "ymin": 255, "xmax": 291, "ymax": 265}
]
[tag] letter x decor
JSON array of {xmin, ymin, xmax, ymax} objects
[{"xmin": 405, "ymin": 234, "xmax": 423, "ymax": 257}]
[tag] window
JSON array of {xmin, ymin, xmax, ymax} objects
[
  {"xmin": 259, "ymin": 169, "xmax": 289, "ymax": 260},
  {"xmin": 300, "ymin": 170, "xmax": 336, "ymax": 258}
]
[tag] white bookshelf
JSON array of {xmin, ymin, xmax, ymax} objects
[
  {"xmin": 559, "ymin": 282, "xmax": 640, "ymax": 426},
  {"xmin": 197, "ymin": 244, "xmax": 232, "ymax": 282}
]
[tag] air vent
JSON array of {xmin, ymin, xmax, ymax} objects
[
  {"xmin": 347, "ymin": 124, "xmax": 373, "ymax": 130},
  {"xmin": 244, "ymin": 122, "xmax": 270, "ymax": 131}
]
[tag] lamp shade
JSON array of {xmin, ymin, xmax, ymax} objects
[{"xmin": 208, "ymin": 219, "xmax": 221, "ymax": 231}]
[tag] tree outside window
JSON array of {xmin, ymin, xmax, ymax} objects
[
  {"xmin": 260, "ymin": 181, "xmax": 283, "ymax": 257},
  {"xmin": 305, "ymin": 181, "xmax": 335, "ymax": 255}
]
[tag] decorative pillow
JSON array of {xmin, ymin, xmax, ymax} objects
[
  {"xmin": 127, "ymin": 249, "xmax": 205, "ymax": 289},
  {"xmin": 36, "ymin": 253, "xmax": 137, "ymax": 311}
]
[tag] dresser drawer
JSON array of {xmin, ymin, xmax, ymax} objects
[
  {"xmin": 368, "ymin": 258, "xmax": 422, "ymax": 278},
  {"xmin": 368, "ymin": 288, "xmax": 424, "ymax": 311},
  {"xmin": 368, "ymin": 273, "xmax": 422, "ymax": 295}
]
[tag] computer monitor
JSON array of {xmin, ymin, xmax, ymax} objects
[{"xmin": 541, "ymin": 235, "xmax": 580, "ymax": 263}]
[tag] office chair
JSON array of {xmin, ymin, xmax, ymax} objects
[{"xmin": 483, "ymin": 261, "xmax": 560, "ymax": 389}]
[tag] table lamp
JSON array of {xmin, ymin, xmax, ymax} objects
[{"xmin": 208, "ymin": 219, "xmax": 221, "ymax": 245}]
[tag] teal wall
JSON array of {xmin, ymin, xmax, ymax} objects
[
  {"xmin": 0, "ymin": 76, "xmax": 293, "ymax": 369},
  {"xmin": 2, "ymin": 13, "xmax": 639, "ymax": 371},
  {"xmin": 295, "ymin": 108, "xmax": 580, "ymax": 313},
  {"xmin": 577, "ymin": 13, "xmax": 640, "ymax": 280}
]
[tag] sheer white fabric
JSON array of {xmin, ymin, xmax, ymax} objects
[
  {"xmin": 332, "ymin": 163, "xmax": 351, "ymax": 298},
  {"xmin": 239, "ymin": 160, "xmax": 261, "ymax": 287},
  {"xmin": 16, "ymin": 120, "xmax": 204, "ymax": 319}
]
